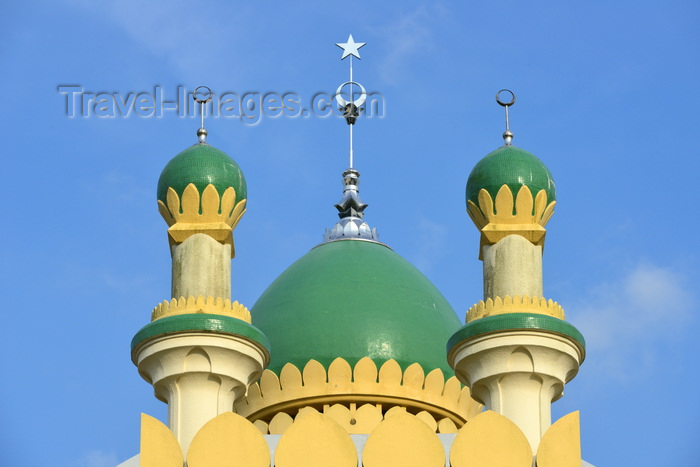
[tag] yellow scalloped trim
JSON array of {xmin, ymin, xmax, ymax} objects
[
  {"xmin": 450, "ymin": 410, "xmax": 533, "ymax": 467},
  {"xmin": 140, "ymin": 413, "xmax": 183, "ymax": 467},
  {"xmin": 138, "ymin": 409, "xmax": 583, "ymax": 463},
  {"xmin": 140, "ymin": 406, "xmax": 581, "ymax": 467},
  {"xmin": 536, "ymin": 411, "xmax": 581, "ymax": 467},
  {"xmin": 159, "ymin": 183, "xmax": 246, "ymax": 227},
  {"xmin": 363, "ymin": 411, "xmax": 446, "ymax": 466},
  {"xmin": 466, "ymin": 185, "xmax": 555, "ymax": 257},
  {"xmin": 234, "ymin": 357, "xmax": 482, "ymax": 430},
  {"xmin": 151, "ymin": 295, "xmax": 251, "ymax": 323},
  {"xmin": 187, "ymin": 412, "xmax": 270, "ymax": 467},
  {"xmin": 274, "ymin": 408, "xmax": 358, "ymax": 466},
  {"xmin": 158, "ymin": 183, "xmax": 246, "ymax": 254},
  {"xmin": 253, "ymin": 403, "xmax": 459, "ymax": 436},
  {"xmin": 466, "ymin": 295, "xmax": 565, "ymax": 323}
]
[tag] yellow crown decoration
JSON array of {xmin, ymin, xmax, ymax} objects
[
  {"xmin": 151, "ymin": 295, "xmax": 251, "ymax": 323},
  {"xmin": 157, "ymin": 183, "xmax": 246, "ymax": 256},
  {"xmin": 466, "ymin": 295, "xmax": 565, "ymax": 323},
  {"xmin": 234, "ymin": 357, "xmax": 482, "ymax": 430},
  {"xmin": 467, "ymin": 185, "xmax": 555, "ymax": 257}
]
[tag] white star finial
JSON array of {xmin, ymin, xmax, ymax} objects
[{"xmin": 336, "ymin": 34, "xmax": 366, "ymax": 60}]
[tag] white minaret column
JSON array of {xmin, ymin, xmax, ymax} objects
[
  {"xmin": 449, "ymin": 325, "xmax": 583, "ymax": 452},
  {"xmin": 171, "ymin": 233, "xmax": 232, "ymax": 300},
  {"xmin": 449, "ymin": 91, "xmax": 585, "ymax": 455},
  {"xmin": 482, "ymin": 233, "xmax": 543, "ymax": 300},
  {"xmin": 133, "ymin": 111, "xmax": 268, "ymax": 456},
  {"xmin": 133, "ymin": 327, "xmax": 268, "ymax": 455}
]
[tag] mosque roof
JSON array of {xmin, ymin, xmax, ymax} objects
[{"xmin": 251, "ymin": 238, "xmax": 462, "ymax": 376}]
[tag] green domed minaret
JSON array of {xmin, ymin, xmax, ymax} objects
[
  {"xmin": 466, "ymin": 145, "xmax": 555, "ymax": 210},
  {"xmin": 157, "ymin": 143, "xmax": 247, "ymax": 208},
  {"xmin": 464, "ymin": 97, "xmax": 558, "ymax": 260},
  {"xmin": 156, "ymin": 141, "xmax": 248, "ymax": 257},
  {"xmin": 131, "ymin": 93, "xmax": 269, "ymax": 455},
  {"xmin": 448, "ymin": 91, "xmax": 585, "ymax": 453}
]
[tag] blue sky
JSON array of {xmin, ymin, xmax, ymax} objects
[{"xmin": 1, "ymin": 1, "xmax": 698, "ymax": 465}]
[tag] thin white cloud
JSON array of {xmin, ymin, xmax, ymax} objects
[
  {"xmin": 376, "ymin": 6, "xmax": 444, "ymax": 85},
  {"xmin": 566, "ymin": 263, "xmax": 693, "ymax": 380},
  {"xmin": 60, "ymin": 0, "xmax": 248, "ymax": 80},
  {"xmin": 76, "ymin": 450, "xmax": 118, "ymax": 467}
]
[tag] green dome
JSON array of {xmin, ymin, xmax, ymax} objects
[
  {"xmin": 251, "ymin": 240, "xmax": 462, "ymax": 376},
  {"xmin": 466, "ymin": 145, "xmax": 555, "ymax": 208},
  {"xmin": 157, "ymin": 143, "xmax": 247, "ymax": 204}
]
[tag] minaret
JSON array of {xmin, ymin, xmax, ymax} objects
[
  {"xmin": 447, "ymin": 91, "xmax": 585, "ymax": 454},
  {"xmin": 130, "ymin": 87, "xmax": 270, "ymax": 455}
]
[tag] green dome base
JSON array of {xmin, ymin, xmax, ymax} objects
[
  {"xmin": 131, "ymin": 314, "xmax": 270, "ymax": 362},
  {"xmin": 447, "ymin": 313, "xmax": 585, "ymax": 359}
]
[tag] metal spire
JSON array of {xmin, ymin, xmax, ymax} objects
[
  {"xmin": 335, "ymin": 34, "xmax": 367, "ymax": 168},
  {"xmin": 323, "ymin": 35, "xmax": 378, "ymax": 243},
  {"xmin": 496, "ymin": 89, "xmax": 516, "ymax": 145},
  {"xmin": 194, "ymin": 86, "xmax": 213, "ymax": 143}
]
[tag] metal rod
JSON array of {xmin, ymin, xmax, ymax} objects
[
  {"xmin": 349, "ymin": 55, "xmax": 354, "ymax": 168},
  {"xmin": 350, "ymin": 55, "xmax": 354, "ymax": 104},
  {"xmin": 349, "ymin": 124, "xmax": 354, "ymax": 168},
  {"xmin": 505, "ymin": 105, "xmax": 510, "ymax": 132}
]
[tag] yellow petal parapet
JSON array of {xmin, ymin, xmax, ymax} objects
[
  {"xmin": 235, "ymin": 357, "xmax": 482, "ymax": 432},
  {"xmin": 151, "ymin": 295, "xmax": 251, "ymax": 323},
  {"xmin": 466, "ymin": 295, "xmax": 565, "ymax": 322}
]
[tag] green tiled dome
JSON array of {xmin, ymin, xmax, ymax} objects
[
  {"xmin": 157, "ymin": 143, "xmax": 247, "ymax": 203},
  {"xmin": 251, "ymin": 239, "xmax": 462, "ymax": 376},
  {"xmin": 466, "ymin": 145, "xmax": 555, "ymax": 207}
]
